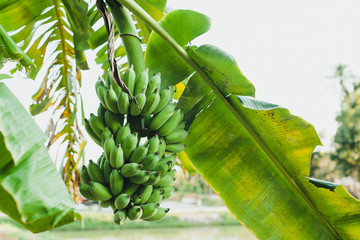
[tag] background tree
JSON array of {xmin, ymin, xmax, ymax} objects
[
  {"xmin": 330, "ymin": 65, "xmax": 360, "ymax": 197},
  {"xmin": 310, "ymin": 151, "xmax": 339, "ymax": 182}
]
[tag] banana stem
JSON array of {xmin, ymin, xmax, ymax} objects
[{"xmin": 106, "ymin": 0, "xmax": 145, "ymax": 76}]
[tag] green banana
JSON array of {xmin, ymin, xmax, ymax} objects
[
  {"xmin": 147, "ymin": 135, "xmax": 160, "ymax": 154},
  {"xmin": 156, "ymin": 174, "xmax": 175, "ymax": 187},
  {"xmin": 117, "ymin": 91, "xmax": 130, "ymax": 114},
  {"xmin": 87, "ymin": 160, "xmax": 105, "ymax": 184},
  {"xmin": 138, "ymin": 185, "xmax": 153, "ymax": 204},
  {"xmin": 162, "ymin": 185, "xmax": 175, "ymax": 197},
  {"xmin": 103, "ymin": 135, "xmax": 115, "ymax": 162},
  {"xmin": 157, "ymin": 108, "xmax": 183, "ymax": 137},
  {"xmin": 105, "ymin": 85, "xmax": 120, "ymax": 113},
  {"xmin": 166, "ymin": 143, "xmax": 185, "ymax": 153},
  {"xmin": 111, "ymin": 200, "xmax": 117, "ymax": 211},
  {"xmin": 130, "ymin": 92, "xmax": 146, "ymax": 116},
  {"xmin": 144, "ymin": 208, "xmax": 169, "ymax": 221},
  {"xmin": 165, "ymin": 129, "xmax": 188, "ymax": 144},
  {"xmin": 132, "ymin": 192, "xmax": 142, "ymax": 204},
  {"xmin": 123, "ymin": 65, "xmax": 135, "ymax": 95},
  {"xmin": 129, "ymin": 143, "xmax": 149, "ymax": 163},
  {"xmin": 152, "ymin": 85, "xmax": 175, "ymax": 114},
  {"xmin": 97, "ymin": 104, "xmax": 107, "ymax": 124},
  {"xmin": 158, "ymin": 137, "xmax": 166, "ymax": 158},
  {"xmin": 127, "ymin": 206, "xmax": 143, "ymax": 220},
  {"xmin": 163, "ymin": 192, "xmax": 173, "ymax": 200},
  {"xmin": 141, "ymin": 152, "xmax": 160, "ymax": 171},
  {"xmin": 152, "ymin": 161, "xmax": 171, "ymax": 178},
  {"xmin": 146, "ymin": 73, "xmax": 161, "ymax": 98},
  {"xmin": 84, "ymin": 118, "xmax": 101, "ymax": 146},
  {"xmin": 129, "ymin": 170, "xmax": 150, "ymax": 184},
  {"xmin": 106, "ymin": 72, "xmax": 122, "ymax": 95},
  {"xmin": 99, "ymin": 156, "xmax": 105, "ymax": 170},
  {"xmin": 110, "ymin": 169, "xmax": 124, "ymax": 196},
  {"xmin": 158, "ymin": 155, "xmax": 177, "ymax": 168},
  {"xmin": 89, "ymin": 113, "xmax": 105, "ymax": 138},
  {"xmin": 97, "ymin": 154, "xmax": 105, "ymax": 168},
  {"xmin": 99, "ymin": 199, "xmax": 111, "ymax": 208},
  {"xmin": 128, "ymin": 201, "xmax": 135, "ymax": 208},
  {"xmin": 175, "ymin": 121, "xmax": 186, "ymax": 131},
  {"xmin": 120, "ymin": 163, "xmax": 143, "ymax": 178},
  {"xmin": 79, "ymin": 183, "xmax": 99, "ymax": 201},
  {"xmin": 105, "ymin": 71, "xmax": 112, "ymax": 88},
  {"xmin": 134, "ymin": 68, "xmax": 149, "ymax": 95},
  {"xmin": 104, "ymin": 110, "xmax": 122, "ymax": 133},
  {"xmin": 152, "ymin": 187, "xmax": 165, "ymax": 195},
  {"xmin": 114, "ymin": 193, "xmax": 131, "ymax": 210},
  {"xmin": 168, "ymin": 169, "xmax": 176, "ymax": 178},
  {"xmin": 121, "ymin": 181, "xmax": 140, "ymax": 195},
  {"xmin": 103, "ymin": 160, "xmax": 112, "ymax": 185},
  {"xmin": 143, "ymin": 114, "xmax": 152, "ymax": 129},
  {"xmin": 143, "ymin": 171, "xmax": 161, "ymax": 185},
  {"xmin": 149, "ymin": 102, "xmax": 176, "ymax": 131},
  {"xmin": 147, "ymin": 189, "xmax": 163, "ymax": 204},
  {"xmin": 122, "ymin": 132, "xmax": 138, "ymax": 160},
  {"xmin": 101, "ymin": 127, "xmax": 111, "ymax": 148},
  {"xmin": 110, "ymin": 144, "xmax": 124, "ymax": 169},
  {"xmin": 140, "ymin": 203, "xmax": 159, "ymax": 219},
  {"xmin": 115, "ymin": 123, "xmax": 131, "ymax": 144},
  {"xmin": 113, "ymin": 209, "xmax": 127, "ymax": 225},
  {"xmin": 80, "ymin": 165, "xmax": 91, "ymax": 184},
  {"xmin": 95, "ymin": 78, "xmax": 102, "ymax": 91},
  {"xmin": 141, "ymin": 88, "xmax": 160, "ymax": 116},
  {"xmin": 96, "ymin": 80, "xmax": 108, "ymax": 108},
  {"xmin": 89, "ymin": 182, "xmax": 112, "ymax": 201}
]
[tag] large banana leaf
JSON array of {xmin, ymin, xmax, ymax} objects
[
  {"xmin": 178, "ymin": 44, "xmax": 360, "ymax": 239},
  {"xmin": 139, "ymin": 8, "xmax": 360, "ymax": 239},
  {"xmin": 0, "ymin": 82, "xmax": 80, "ymax": 233}
]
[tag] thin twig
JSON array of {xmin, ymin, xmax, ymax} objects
[{"xmin": 96, "ymin": 0, "xmax": 140, "ymax": 107}]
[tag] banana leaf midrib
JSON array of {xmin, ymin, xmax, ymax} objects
[{"xmin": 227, "ymin": 94, "xmax": 341, "ymax": 239}]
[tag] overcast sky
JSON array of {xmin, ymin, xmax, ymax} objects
[{"xmin": 4, "ymin": 0, "xmax": 360, "ymax": 162}]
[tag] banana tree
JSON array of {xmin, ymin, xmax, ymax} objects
[{"xmin": 0, "ymin": 0, "xmax": 359, "ymax": 239}]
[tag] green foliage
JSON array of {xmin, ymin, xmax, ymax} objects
[
  {"xmin": 0, "ymin": 0, "xmax": 92, "ymax": 199},
  {"xmin": 0, "ymin": 83, "xmax": 79, "ymax": 233},
  {"xmin": 1, "ymin": 0, "xmax": 360, "ymax": 238}
]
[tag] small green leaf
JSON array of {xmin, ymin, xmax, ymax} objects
[
  {"xmin": 145, "ymin": 9, "xmax": 211, "ymax": 89},
  {"xmin": 134, "ymin": 0, "xmax": 166, "ymax": 21},
  {"xmin": 187, "ymin": 44, "xmax": 255, "ymax": 97}
]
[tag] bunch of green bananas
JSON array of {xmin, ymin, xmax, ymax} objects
[{"xmin": 80, "ymin": 66, "xmax": 188, "ymax": 225}]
